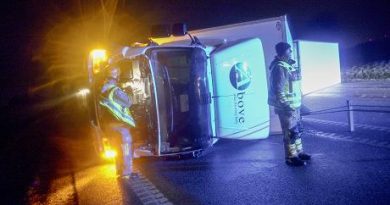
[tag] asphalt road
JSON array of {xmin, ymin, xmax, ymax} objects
[
  {"xmin": 24, "ymin": 81, "xmax": 390, "ymax": 205},
  {"xmin": 303, "ymin": 81, "xmax": 390, "ymax": 127}
]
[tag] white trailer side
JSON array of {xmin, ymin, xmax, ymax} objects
[
  {"xmin": 153, "ymin": 15, "xmax": 292, "ymax": 135},
  {"xmin": 154, "ymin": 15, "xmax": 292, "ymax": 73},
  {"xmin": 154, "ymin": 15, "xmax": 342, "ymax": 136}
]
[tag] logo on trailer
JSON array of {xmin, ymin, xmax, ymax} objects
[
  {"xmin": 229, "ymin": 62, "xmax": 252, "ymax": 124},
  {"xmin": 229, "ymin": 62, "xmax": 252, "ymax": 90}
]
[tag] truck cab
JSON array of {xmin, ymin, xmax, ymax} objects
[{"xmin": 88, "ymin": 36, "xmax": 270, "ymax": 159}]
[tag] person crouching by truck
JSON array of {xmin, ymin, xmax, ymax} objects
[
  {"xmin": 100, "ymin": 63, "xmax": 136, "ymax": 176},
  {"xmin": 268, "ymin": 42, "xmax": 311, "ymax": 166}
]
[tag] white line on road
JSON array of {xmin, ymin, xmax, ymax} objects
[
  {"xmin": 303, "ymin": 118, "xmax": 390, "ymax": 133},
  {"xmin": 125, "ymin": 172, "xmax": 173, "ymax": 205},
  {"xmin": 305, "ymin": 129, "xmax": 390, "ymax": 150}
]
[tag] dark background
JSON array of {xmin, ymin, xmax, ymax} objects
[
  {"xmin": 1, "ymin": 0, "xmax": 389, "ymax": 106},
  {"xmin": 0, "ymin": 1, "xmax": 389, "ymax": 203}
]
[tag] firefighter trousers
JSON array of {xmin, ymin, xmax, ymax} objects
[
  {"xmin": 108, "ymin": 123, "xmax": 133, "ymax": 176},
  {"xmin": 275, "ymin": 108, "xmax": 304, "ymax": 159}
]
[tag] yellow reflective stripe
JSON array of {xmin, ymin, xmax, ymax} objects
[
  {"xmin": 105, "ymin": 84, "xmax": 116, "ymax": 91},
  {"xmin": 101, "ymin": 87, "xmax": 136, "ymax": 127},
  {"xmin": 288, "ymin": 144, "xmax": 298, "ymax": 157},
  {"xmin": 108, "ymin": 87, "xmax": 118, "ymax": 102},
  {"xmin": 100, "ymin": 100, "xmax": 136, "ymax": 127},
  {"xmin": 277, "ymin": 61, "xmax": 291, "ymax": 69},
  {"xmin": 121, "ymin": 110, "xmax": 136, "ymax": 127},
  {"xmin": 295, "ymin": 138, "xmax": 303, "ymax": 152},
  {"xmin": 271, "ymin": 60, "xmax": 302, "ymax": 109},
  {"xmin": 108, "ymin": 88, "xmax": 135, "ymax": 127},
  {"xmin": 99, "ymin": 100, "xmax": 122, "ymax": 121},
  {"xmin": 281, "ymin": 63, "xmax": 301, "ymax": 108}
]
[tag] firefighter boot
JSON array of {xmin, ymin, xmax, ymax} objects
[
  {"xmin": 295, "ymin": 138, "xmax": 311, "ymax": 161},
  {"xmin": 284, "ymin": 139, "xmax": 306, "ymax": 167},
  {"xmin": 286, "ymin": 156, "xmax": 306, "ymax": 167}
]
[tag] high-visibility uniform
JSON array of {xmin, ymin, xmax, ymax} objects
[
  {"xmin": 100, "ymin": 81, "xmax": 136, "ymax": 127},
  {"xmin": 268, "ymin": 59, "xmax": 301, "ymax": 110},
  {"xmin": 268, "ymin": 57, "xmax": 304, "ymax": 159},
  {"xmin": 100, "ymin": 79, "xmax": 135, "ymax": 175}
]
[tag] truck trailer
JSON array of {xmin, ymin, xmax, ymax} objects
[
  {"xmin": 87, "ymin": 15, "xmax": 341, "ymax": 160},
  {"xmin": 153, "ymin": 15, "xmax": 341, "ymax": 134}
]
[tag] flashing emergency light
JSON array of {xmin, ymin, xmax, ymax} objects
[
  {"xmin": 77, "ymin": 88, "xmax": 90, "ymax": 97},
  {"xmin": 90, "ymin": 49, "xmax": 107, "ymax": 74},
  {"xmin": 103, "ymin": 148, "xmax": 117, "ymax": 160}
]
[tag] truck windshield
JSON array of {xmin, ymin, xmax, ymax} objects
[{"xmin": 149, "ymin": 47, "xmax": 211, "ymax": 152}]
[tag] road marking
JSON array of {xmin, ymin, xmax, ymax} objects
[
  {"xmin": 126, "ymin": 171, "xmax": 173, "ymax": 205},
  {"xmin": 250, "ymin": 162, "xmax": 278, "ymax": 168},
  {"xmin": 305, "ymin": 129, "xmax": 390, "ymax": 150},
  {"xmin": 303, "ymin": 118, "xmax": 390, "ymax": 133}
]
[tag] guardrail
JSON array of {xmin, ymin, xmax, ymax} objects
[{"xmin": 301, "ymin": 100, "xmax": 390, "ymax": 132}]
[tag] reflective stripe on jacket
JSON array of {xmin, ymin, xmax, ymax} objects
[
  {"xmin": 100, "ymin": 82, "xmax": 136, "ymax": 127},
  {"xmin": 268, "ymin": 58, "xmax": 302, "ymax": 110}
]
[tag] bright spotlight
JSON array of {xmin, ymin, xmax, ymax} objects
[
  {"xmin": 103, "ymin": 149, "xmax": 117, "ymax": 160},
  {"xmin": 90, "ymin": 49, "xmax": 107, "ymax": 61},
  {"xmin": 77, "ymin": 88, "xmax": 90, "ymax": 97},
  {"xmin": 89, "ymin": 49, "xmax": 107, "ymax": 74}
]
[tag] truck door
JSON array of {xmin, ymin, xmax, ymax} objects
[{"xmin": 210, "ymin": 38, "xmax": 270, "ymax": 140}]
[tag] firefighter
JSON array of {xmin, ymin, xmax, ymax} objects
[
  {"xmin": 268, "ymin": 42, "xmax": 311, "ymax": 166},
  {"xmin": 100, "ymin": 63, "xmax": 136, "ymax": 176}
]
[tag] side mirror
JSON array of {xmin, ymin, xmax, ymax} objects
[
  {"xmin": 150, "ymin": 24, "xmax": 171, "ymax": 38},
  {"xmin": 172, "ymin": 23, "xmax": 187, "ymax": 36}
]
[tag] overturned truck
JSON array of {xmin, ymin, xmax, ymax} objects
[{"xmin": 87, "ymin": 15, "xmax": 340, "ymax": 160}]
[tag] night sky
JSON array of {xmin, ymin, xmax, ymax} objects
[
  {"xmin": 0, "ymin": 0, "xmax": 389, "ymax": 104},
  {"xmin": 4, "ymin": 0, "xmax": 390, "ymax": 48},
  {"xmin": 126, "ymin": 0, "xmax": 390, "ymax": 47}
]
